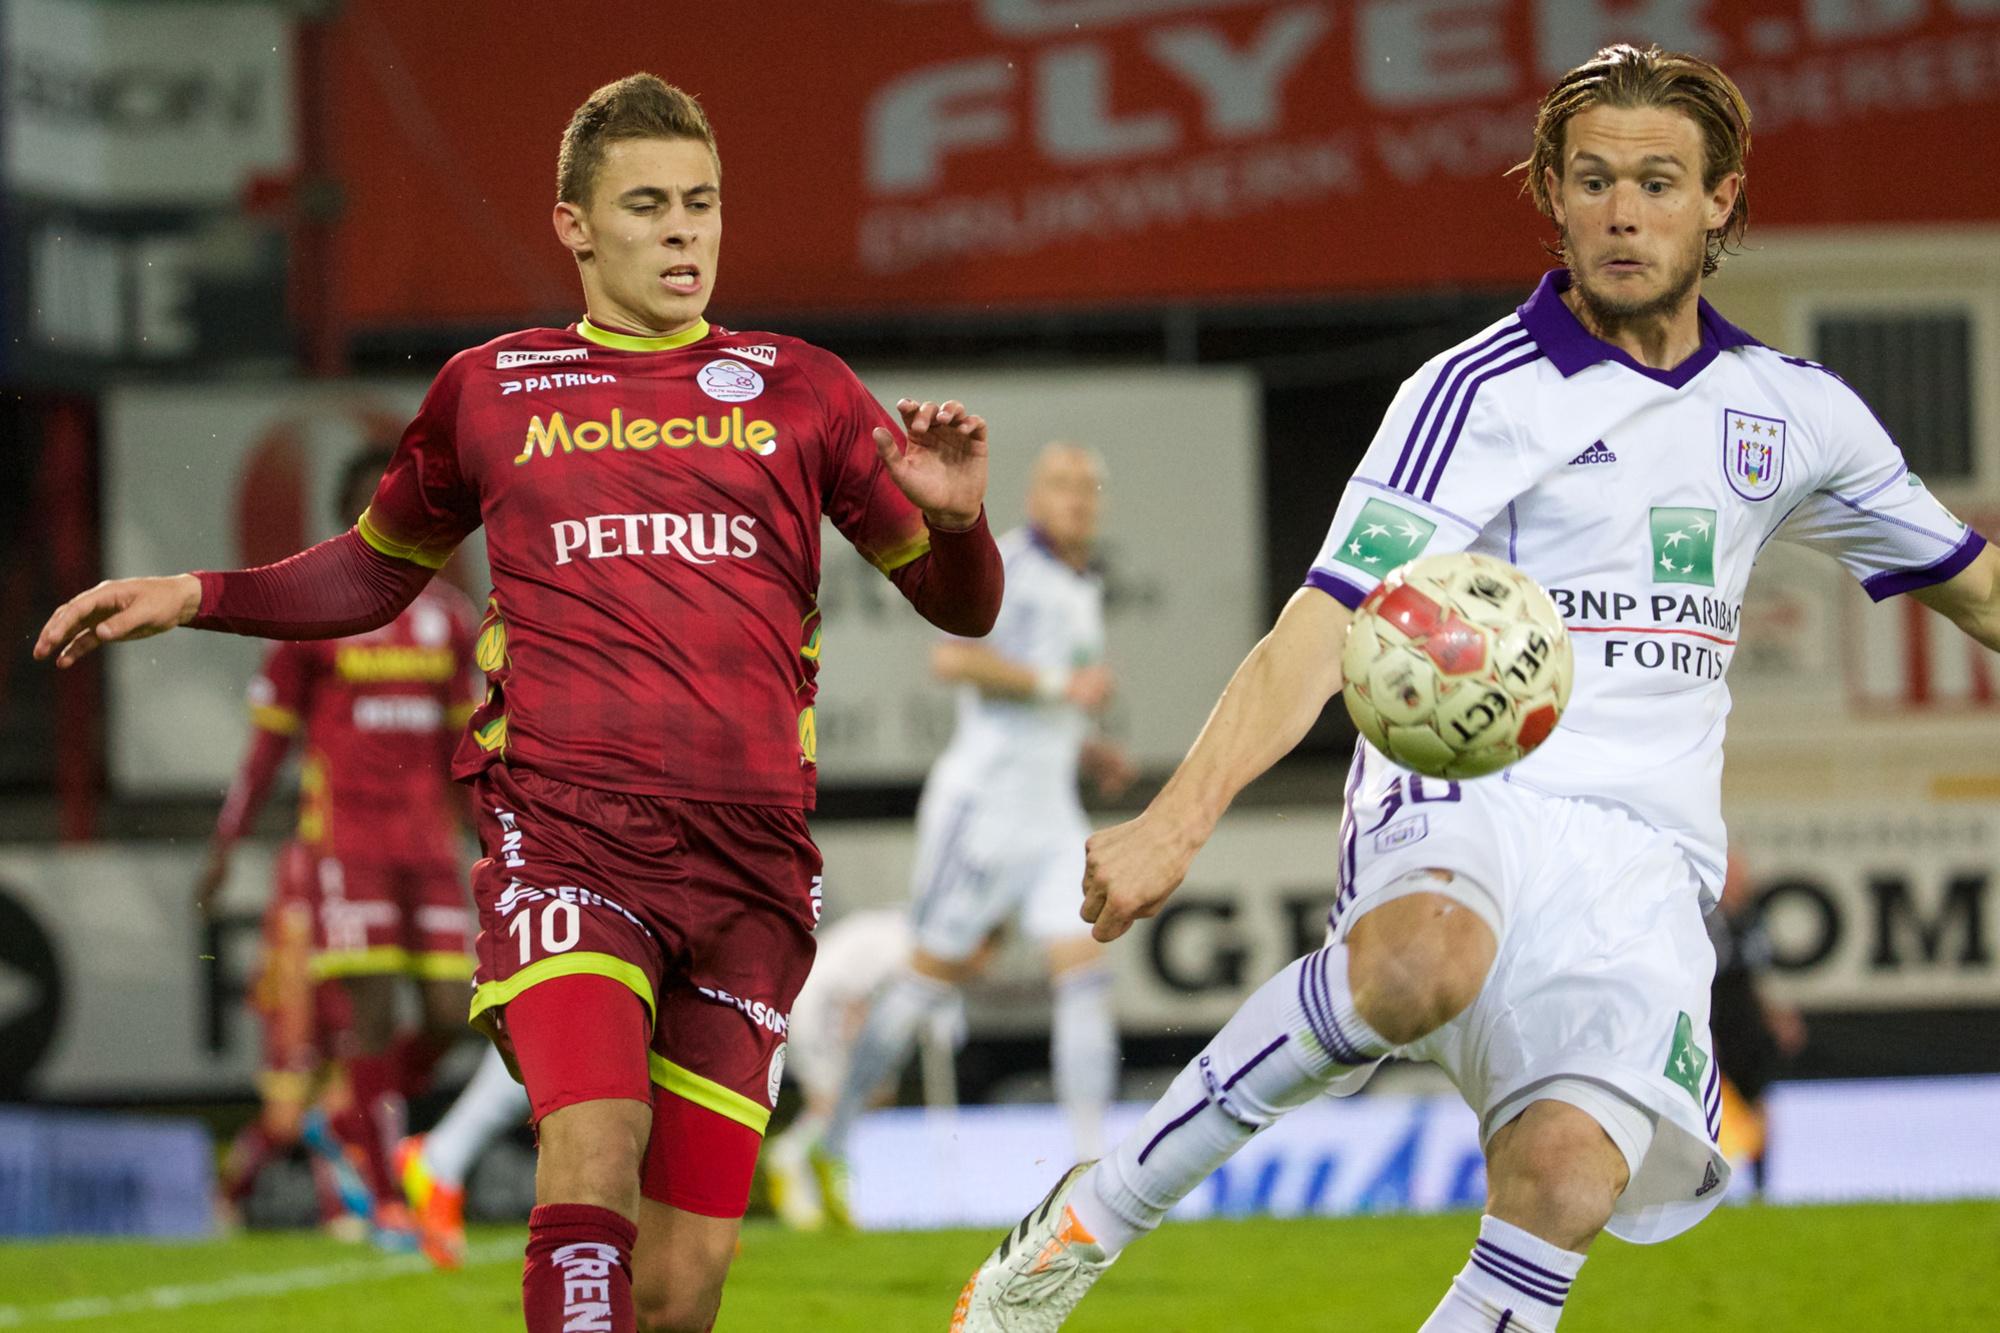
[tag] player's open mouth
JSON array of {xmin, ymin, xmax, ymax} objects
[{"xmin": 661, "ymin": 266, "xmax": 702, "ymax": 294}]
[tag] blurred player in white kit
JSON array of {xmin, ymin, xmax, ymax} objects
[
  {"xmin": 807, "ymin": 443, "xmax": 1136, "ymax": 1223},
  {"xmin": 955, "ymin": 44, "xmax": 2000, "ymax": 1333},
  {"xmin": 761, "ymin": 907, "xmax": 978, "ymax": 1229}
]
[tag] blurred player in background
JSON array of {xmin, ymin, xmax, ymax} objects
[
  {"xmin": 1707, "ymin": 854, "xmax": 1806, "ymax": 1192},
  {"xmin": 397, "ymin": 1043, "xmax": 532, "ymax": 1267},
  {"xmin": 955, "ymin": 44, "xmax": 2000, "ymax": 1332},
  {"xmin": 809, "ymin": 443, "xmax": 1134, "ymax": 1222},
  {"xmin": 760, "ymin": 905, "xmax": 966, "ymax": 1230},
  {"xmin": 41, "ymin": 73, "xmax": 1003, "ymax": 1333},
  {"xmin": 204, "ymin": 839, "xmax": 367, "ymax": 1237},
  {"xmin": 192, "ymin": 444, "xmax": 482, "ymax": 1248}
]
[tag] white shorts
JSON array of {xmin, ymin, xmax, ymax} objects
[
  {"xmin": 907, "ymin": 779, "xmax": 1091, "ymax": 962},
  {"xmin": 1328, "ymin": 759, "xmax": 1729, "ymax": 1245}
]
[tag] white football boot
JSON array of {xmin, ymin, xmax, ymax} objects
[{"xmin": 950, "ymin": 1162, "xmax": 1117, "ymax": 1331}]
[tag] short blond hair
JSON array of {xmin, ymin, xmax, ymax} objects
[
  {"xmin": 1517, "ymin": 44, "xmax": 1751, "ymax": 276},
  {"xmin": 557, "ymin": 73, "xmax": 718, "ymax": 205}
]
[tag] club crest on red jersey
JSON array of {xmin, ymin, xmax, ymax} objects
[{"xmin": 699, "ymin": 358, "xmax": 766, "ymax": 403}]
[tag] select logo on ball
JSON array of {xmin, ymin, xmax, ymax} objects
[{"xmin": 1340, "ymin": 552, "xmax": 1573, "ymax": 780}]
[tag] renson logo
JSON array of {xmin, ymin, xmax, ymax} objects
[{"xmin": 553, "ymin": 513, "xmax": 758, "ymax": 566}]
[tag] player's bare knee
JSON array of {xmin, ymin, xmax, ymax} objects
[
  {"xmin": 1346, "ymin": 889, "xmax": 1495, "ymax": 1044},
  {"xmin": 536, "ymin": 1099, "xmax": 650, "ymax": 1212},
  {"xmin": 1486, "ymin": 1104, "xmax": 1627, "ymax": 1251}
]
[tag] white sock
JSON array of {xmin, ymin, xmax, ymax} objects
[
  {"xmin": 1068, "ymin": 945, "xmax": 1388, "ymax": 1256},
  {"xmin": 823, "ymin": 969, "xmax": 955, "ymax": 1157},
  {"xmin": 423, "ymin": 1045, "xmax": 530, "ymax": 1187},
  {"xmin": 1051, "ymin": 965, "xmax": 1119, "ymax": 1160},
  {"xmin": 1420, "ymin": 1216, "xmax": 1585, "ymax": 1332},
  {"xmin": 771, "ymin": 1107, "xmax": 830, "ymax": 1161}
]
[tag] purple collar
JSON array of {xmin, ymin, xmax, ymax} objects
[{"xmin": 1516, "ymin": 270, "xmax": 1761, "ymax": 389}]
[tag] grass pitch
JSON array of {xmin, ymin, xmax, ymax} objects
[{"xmin": 0, "ymin": 1201, "xmax": 1994, "ymax": 1330}]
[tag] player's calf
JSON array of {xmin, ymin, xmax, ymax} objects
[{"xmin": 631, "ymin": 1201, "xmax": 739, "ymax": 1333}]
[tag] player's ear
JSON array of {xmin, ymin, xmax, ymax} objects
[
  {"xmin": 553, "ymin": 200, "xmax": 593, "ymax": 261},
  {"xmin": 1543, "ymin": 163, "xmax": 1565, "ymax": 228},
  {"xmin": 1704, "ymin": 170, "xmax": 1741, "ymax": 232}
]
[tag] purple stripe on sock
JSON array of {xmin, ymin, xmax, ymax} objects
[
  {"xmin": 1401, "ymin": 332, "xmax": 1534, "ymax": 496},
  {"xmin": 1475, "ymin": 1239, "xmax": 1574, "ymax": 1287},
  {"xmin": 1307, "ymin": 949, "xmax": 1368, "ymax": 1065},
  {"xmin": 1470, "ymin": 1254, "xmax": 1568, "ymax": 1306},
  {"xmin": 1495, "ymin": 1313, "xmax": 1513, "ymax": 1332},
  {"xmin": 1223, "ymin": 1035, "xmax": 1289, "ymax": 1091},
  {"xmin": 1420, "ymin": 348, "xmax": 1545, "ymax": 502},
  {"xmin": 1299, "ymin": 949, "xmax": 1344, "ymax": 1061},
  {"xmin": 1388, "ymin": 322, "xmax": 1523, "ymax": 490},
  {"xmin": 1135, "ymin": 1099, "xmax": 1206, "ymax": 1167}
]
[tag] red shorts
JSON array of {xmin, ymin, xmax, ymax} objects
[
  {"xmin": 467, "ymin": 765, "xmax": 820, "ymax": 1145},
  {"xmin": 310, "ymin": 842, "xmax": 474, "ymax": 982}
]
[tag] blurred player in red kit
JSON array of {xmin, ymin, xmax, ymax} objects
[
  {"xmin": 42, "ymin": 73, "xmax": 1002, "ymax": 1333},
  {"xmin": 195, "ymin": 444, "xmax": 483, "ymax": 1245}
]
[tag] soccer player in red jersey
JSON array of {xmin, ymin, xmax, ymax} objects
[
  {"xmin": 195, "ymin": 444, "xmax": 483, "ymax": 1244},
  {"xmin": 40, "ymin": 74, "xmax": 1002, "ymax": 1332}
]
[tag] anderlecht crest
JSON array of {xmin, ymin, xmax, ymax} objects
[{"xmin": 1723, "ymin": 408, "xmax": 1785, "ymax": 502}]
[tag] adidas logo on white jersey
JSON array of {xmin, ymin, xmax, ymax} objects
[
  {"xmin": 730, "ymin": 344, "xmax": 778, "ymax": 367},
  {"xmin": 1568, "ymin": 440, "xmax": 1618, "ymax": 466}
]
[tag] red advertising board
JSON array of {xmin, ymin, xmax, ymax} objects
[{"xmin": 326, "ymin": 0, "xmax": 2000, "ymax": 327}]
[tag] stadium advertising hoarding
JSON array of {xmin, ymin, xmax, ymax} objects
[
  {"xmin": 325, "ymin": 0, "xmax": 2000, "ymax": 328},
  {"xmin": 100, "ymin": 367, "xmax": 1260, "ymax": 793},
  {"xmin": 0, "ymin": 0, "xmax": 296, "ymax": 382},
  {"xmin": 3, "ymin": 802, "xmax": 1995, "ymax": 1098},
  {"xmin": 846, "ymin": 1076, "xmax": 2000, "ymax": 1228}
]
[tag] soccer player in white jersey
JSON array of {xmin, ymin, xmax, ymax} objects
[
  {"xmin": 954, "ymin": 45, "xmax": 2000, "ymax": 1332},
  {"xmin": 815, "ymin": 443, "xmax": 1136, "ymax": 1220}
]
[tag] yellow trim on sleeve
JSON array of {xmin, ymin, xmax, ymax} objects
[
  {"xmin": 867, "ymin": 530, "xmax": 932, "ymax": 575},
  {"xmin": 648, "ymin": 1053, "xmax": 771, "ymax": 1135},
  {"xmin": 312, "ymin": 946, "xmax": 414, "ymax": 980},
  {"xmin": 412, "ymin": 951, "xmax": 476, "ymax": 981},
  {"xmin": 576, "ymin": 317, "xmax": 711, "ymax": 352},
  {"xmin": 467, "ymin": 952, "xmax": 656, "ymax": 1030},
  {"xmin": 250, "ymin": 704, "xmax": 301, "ymax": 735},
  {"xmin": 356, "ymin": 508, "xmax": 453, "ymax": 571},
  {"xmin": 446, "ymin": 702, "xmax": 478, "ymax": 728}
]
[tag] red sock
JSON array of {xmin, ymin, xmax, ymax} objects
[
  {"xmin": 220, "ymin": 1123, "xmax": 279, "ymax": 1207},
  {"xmin": 523, "ymin": 1203, "xmax": 637, "ymax": 1333},
  {"xmin": 390, "ymin": 1029, "xmax": 453, "ymax": 1098},
  {"xmin": 333, "ymin": 1052, "xmax": 403, "ymax": 1204}
]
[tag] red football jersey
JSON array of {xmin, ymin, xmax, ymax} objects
[
  {"xmin": 248, "ymin": 584, "xmax": 480, "ymax": 859},
  {"xmin": 358, "ymin": 319, "xmax": 929, "ymax": 807}
]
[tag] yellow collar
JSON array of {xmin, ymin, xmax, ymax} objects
[{"xmin": 576, "ymin": 316, "xmax": 711, "ymax": 351}]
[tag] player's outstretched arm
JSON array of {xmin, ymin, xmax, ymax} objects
[
  {"xmin": 1083, "ymin": 587, "xmax": 1352, "ymax": 942},
  {"xmin": 35, "ymin": 529, "xmax": 434, "ymax": 669},
  {"xmin": 931, "ymin": 642, "xmax": 1114, "ymax": 712},
  {"xmin": 1911, "ymin": 540, "xmax": 2000, "ymax": 651}
]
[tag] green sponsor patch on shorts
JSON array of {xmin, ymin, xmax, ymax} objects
[{"xmin": 1664, "ymin": 1011, "xmax": 1710, "ymax": 1107}]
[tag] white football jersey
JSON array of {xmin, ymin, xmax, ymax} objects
[
  {"xmin": 1311, "ymin": 271, "xmax": 1983, "ymax": 896},
  {"xmin": 929, "ymin": 527, "xmax": 1106, "ymax": 808}
]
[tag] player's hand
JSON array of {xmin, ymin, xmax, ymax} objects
[
  {"xmin": 874, "ymin": 399, "xmax": 988, "ymax": 531},
  {"xmin": 193, "ymin": 844, "xmax": 231, "ymax": 920},
  {"xmin": 35, "ymin": 574, "xmax": 202, "ymax": 668},
  {"xmin": 1065, "ymin": 665, "xmax": 1115, "ymax": 713},
  {"xmin": 1081, "ymin": 810, "xmax": 1197, "ymax": 943}
]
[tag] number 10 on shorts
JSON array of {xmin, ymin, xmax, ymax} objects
[{"xmin": 508, "ymin": 899, "xmax": 582, "ymax": 964}]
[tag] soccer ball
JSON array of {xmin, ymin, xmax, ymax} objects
[{"xmin": 1340, "ymin": 552, "xmax": 1572, "ymax": 780}]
